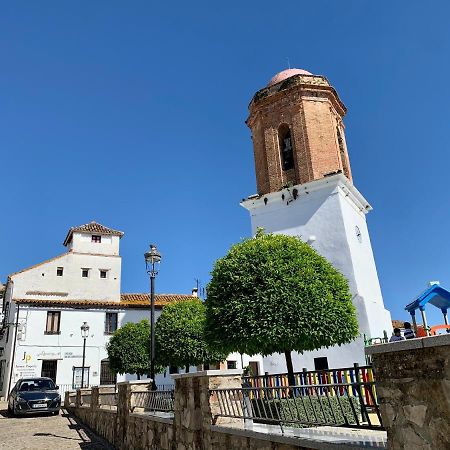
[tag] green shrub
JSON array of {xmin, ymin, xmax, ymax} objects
[{"xmin": 251, "ymin": 395, "xmax": 361, "ymax": 427}]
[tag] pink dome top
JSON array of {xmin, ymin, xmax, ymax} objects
[{"xmin": 267, "ymin": 68, "xmax": 312, "ymax": 86}]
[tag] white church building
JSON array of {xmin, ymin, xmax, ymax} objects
[
  {"xmin": 241, "ymin": 68, "xmax": 392, "ymax": 372},
  {"xmin": 0, "ymin": 222, "xmax": 198, "ymax": 399}
]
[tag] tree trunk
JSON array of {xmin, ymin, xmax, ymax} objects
[
  {"xmin": 137, "ymin": 373, "xmax": 141, "ymax": 380},
  {"xmin": 185, "ymin": 364, "xmax": 190, "ymax": 373},
  {"xmin": 284, "ymin": 350, "xmax": 295, "ymax": 387}
]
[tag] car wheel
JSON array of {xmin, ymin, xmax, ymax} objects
[{"xmin": 52, "ymin": 410, "xmax": 59, "ymax": 416}]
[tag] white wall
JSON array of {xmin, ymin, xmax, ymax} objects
[
  {"xmin": 241, "ymin": 174, "xmax": 392, "ymax": 371},
  {"xmin": 68, "ymin": 233, "xmax": 120, "ymax": 256},
  {"xmin": 11, "ymin": 252, "xmax": 121, "ymax": 301},
  {"xmin": 226, "ymin": 352, "xmax": 264, "ymax": 374},
  {"xmin": 1, "ymin": 305, "xmax": 166, "ymax": 398}
]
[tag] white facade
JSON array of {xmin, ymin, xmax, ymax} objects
[
  {"xmin": 0, "ymin": 223, "xmax": 190, "ymax": 399},
  {"xmin": 0, "ymin": 222, "xmax": 262, "ymax": 399},
  {"xmin": 0, "ymin": 305, "xmax": 171, "ymax": 399},
  {"xmin": 10, "ymin": 252, "xmax": 122, "ymax": 301},
  {"xmin": 241, "ymin": 174, "xmax": 392, "ymax": 371}
]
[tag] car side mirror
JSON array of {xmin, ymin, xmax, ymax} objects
[{"xmin": 55, "ymin": 385, "xmax": 59, "ymax": 390}]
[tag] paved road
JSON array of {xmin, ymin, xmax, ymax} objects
[{"xmin": 0, "ymin": 403, "xmax": 113, "ymax": 450}]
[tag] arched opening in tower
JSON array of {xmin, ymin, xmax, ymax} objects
[{"xmin": 278, "ymin": 124, "xmax": 294, "ymax": 171}]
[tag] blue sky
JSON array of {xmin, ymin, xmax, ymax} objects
[{"xmin": 1, "ymin": 1, "xmax": 450, "ymax": 327}]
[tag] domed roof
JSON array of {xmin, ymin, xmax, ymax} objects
[{"xmin": 267, "ymin": 68, "xmax": 312, "ymax": 87}]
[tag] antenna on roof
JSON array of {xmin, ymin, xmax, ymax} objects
[
  {"xmin": 194, "ymin": 278, "xmax": 206, "ymax": 299},
  {"xmin": 287, "ymin": 57, "xmax": 291, "ymax": 69}
]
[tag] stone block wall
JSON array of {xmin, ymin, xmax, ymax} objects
[
  {"xmin": 366, "ymin": 334, "xmax": 450, "ymax": 450},
  {"xmin": 66, "ymin": 371, "xmax": 377, "ymax": 450}
]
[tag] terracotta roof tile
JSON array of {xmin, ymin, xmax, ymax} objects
[
  {"xmin": 14, "ymin": 293, "xmax": 195, "ymax": 309},
  {"xmin": 120, "ymin": 293, "xmax": 194, "ymax": 304},
  {"xmin": 64, "ymin": 221, "xmax": 124, "ymax": 246}
]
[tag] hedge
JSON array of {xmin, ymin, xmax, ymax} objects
[{"xmin": 250, "ymin": 395, "xmax": 361, "ymax": 427}]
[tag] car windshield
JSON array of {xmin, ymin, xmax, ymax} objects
[{"xmin": 18, "ymin": 379, "xmax": 56, "ymax": 391}]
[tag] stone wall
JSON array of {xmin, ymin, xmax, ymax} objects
[
  {"xmin": 66, "ymin": 371, "xmax": 381, "ymax": 450},
  {"xmin": 366, "ymin": 334, "xmax": 450, "ymax": 450}
]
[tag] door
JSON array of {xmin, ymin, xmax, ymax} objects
[
  {"xmin": 41, "ymin": 360, "xmax": 58, "ymax": 382},
  {"xmin": 100, "ymin": 359, "xmax": 117, "ymax": 385},
  {"xmin": 249, "ymin": 361, "xmax": 259, "ymax": 376}
]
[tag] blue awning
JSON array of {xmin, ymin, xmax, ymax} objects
[{"xmin": 405, "ymin": 285, "xmax": 450, "ymax": 314}]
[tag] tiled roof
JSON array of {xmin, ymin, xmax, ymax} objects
[
  {"xmin": 63, "ymin": 221, "xmax": 124, "ymax": 246},
  {"xmin": 120, "ymin": 293, "xmax": 194, "ymax": 305},
  {"xmin": 14, "ymin": 293, "xmax": 195, "ymax": 309}
]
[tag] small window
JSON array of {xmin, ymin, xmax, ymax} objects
[
  {"xmin": 81, "ymin": 268, "xmax": 90, "ymax": 278},
  {"xmin": 92, "ymin": 235, "xmax": 101, "ymax": 243},
  {"xmin": 56, "ymin": 267, "xmax": 63, "ymax": 277},
  {"xmin": 105, "ymin": 312, "xmax": 118, "ymax": 335},
  {"xmin": 314, "ymin": 357, "xmax": 329, "ymax": 371},
  {"xmin": 99, "ymin": 270, "xmax": 108, "ymax": 279},
  {"xmin": 45, "ymin": 311, "xmax": 61, "ymax": 334},
  {"xmin": 227, "ymin": 360, "xmax": 237, "ymax": 370}
]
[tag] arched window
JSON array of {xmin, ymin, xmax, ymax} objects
[
  {"xmin": 337, "ymin": 127, "xmax": 350, "ymax": 178},
  {"xmin": 278, "ymin": 124, "xmax": 294, "ymax": 171}
]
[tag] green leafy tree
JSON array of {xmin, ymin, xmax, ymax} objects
[
  {"xmin": 155, "ymin": 299, "xmax": 228, "ymax": 372},
  {"xmin": 106, "ymin": 319, "xmax": 162, "ymax": 379},
  {"xmin": 205, "ymin": 231, "xmax": 359, "ymax": 386}
]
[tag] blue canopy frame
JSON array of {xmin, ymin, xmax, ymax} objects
[{"xmin": 404, "ymin": 284, "xmax": 450, "ymax": 334}]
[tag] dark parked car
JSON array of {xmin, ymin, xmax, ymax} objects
[{"xmin": 8, "ymin": 377, "xmax": 61, "ymax": 416}]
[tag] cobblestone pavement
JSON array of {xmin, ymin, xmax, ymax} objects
[{"xmin": 0, "ymin": 403, "xmax": 113, "ymax": 450}]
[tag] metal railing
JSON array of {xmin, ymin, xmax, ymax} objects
[
  {"xmin": 211, "ymin": 381, "xmax": 383, "ymax": 432},
  {"xmin": 243, "ymin": 365, "xmax": 377, "ymax": 406},
  {"xmin": 131, "ymin": 389, "xmax": 174, "ymax": 413},
  {"xmin": 58, "ymin": 384, "xmax": 74, "ymax": 400}
]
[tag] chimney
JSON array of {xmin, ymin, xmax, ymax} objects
[
  {"xmin": 191, "ymin": 287, "xmax": 198, "ymax": 297},
  {"xmin": 428, "ymin": 281, "xmax": 440, "ymax": 287}
]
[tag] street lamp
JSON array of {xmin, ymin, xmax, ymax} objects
[
  {"xmin": 144, "ymin": 244, "xmax": 161, "ymax": 391},
  {"xmin": 80, "ymin": 321, "xmax": 90, "ymax": 388}
]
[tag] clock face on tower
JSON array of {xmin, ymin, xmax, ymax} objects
[{"xmin": 355, "ymin": 226, "xmax": 362, "ymax": 243}]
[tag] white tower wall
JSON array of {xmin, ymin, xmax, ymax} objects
[{"xmin": 241, "ymin": 174, "xmax": 392, "ymax": 371}]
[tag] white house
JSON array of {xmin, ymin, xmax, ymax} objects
[
  {"xmin": 0, "ymin": 221, "xmax": 264, "ymax": 399},
  {"xmin": 0, "ymin": 222, "xmax": 197, "ymax": 399}
]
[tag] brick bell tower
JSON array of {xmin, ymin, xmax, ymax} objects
[{"xmin": 241, "ymin": 68, "xmax": 392, "ymax": 371}]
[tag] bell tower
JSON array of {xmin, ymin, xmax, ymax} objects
[
  {"xmin": 242, "ymin": 68, "xmax": 392, "ymax": 372},
  {"xmin": 247, "ymin": 68, "xmax": 352, "ymax": 195}
]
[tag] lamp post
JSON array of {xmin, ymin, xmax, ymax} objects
[
  {"xmin": 80, "ymin": 321, "xmax": 90, "ymax": 388},
  {"xmin": 144, "ymin": 244, "xmax": 161, "ymax": 391}
]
